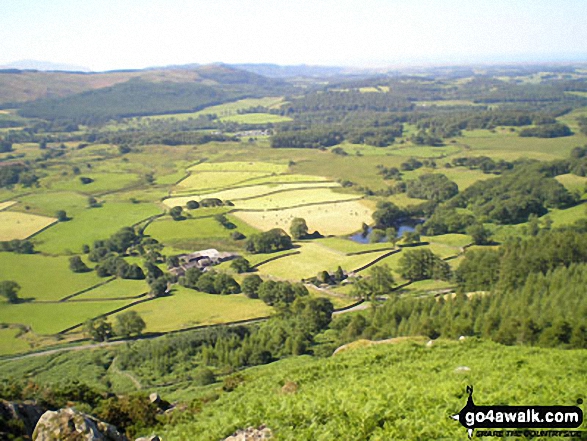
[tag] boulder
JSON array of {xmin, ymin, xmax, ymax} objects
[
  {"xmin": 33, "ymin": 407, "xmax": 128, "ymax": 441},
  {"xmin": 0, "ymin": 399, "xmax": 45, "ymax": 438},
  {"xmin": 224, "ymin": 425, "xmax": 272, "ymax": 440}
]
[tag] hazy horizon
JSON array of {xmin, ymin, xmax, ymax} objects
[{"xmin": 1, "ymin": 0, "xmax": 586, "ymax": 72}]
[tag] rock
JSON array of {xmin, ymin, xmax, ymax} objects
[
  {"xmin": 426, "ymin": 340, "xmax": 434, "ymax": 347},
  {"xmin": 459, "ymin": 336, "xmax": 467, "ymax": 341},
  {"xmin": 224, "ymin": 425, "xmax": 272, "ymax": 440},
  {"xmin": 135, "ymin": 436, "xmax": 161, "ymax": 441},
  {"xmin": 33, "ymin": 407, "xmax": 128, "ymax": 441},
  {"xmin": 0, "ymin": 399, "xmax": 45, "ymax": 438},
  {"xmin": 149, "ymin": 393, "xmax": 161, "ymax": 405},
  {"xmin": 455, "ymin": 366, "xmax": 471, "ymax": 373},
  {"xmin": 281, "ymin": 381, "xmax": 298, "ymax": 394}
]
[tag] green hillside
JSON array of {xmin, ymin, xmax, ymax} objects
[{"xmin": 159, "ymin": 339, "xmax": 586, "ymax": 440}]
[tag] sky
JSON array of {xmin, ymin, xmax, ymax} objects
[{"xmin": 1, "ymin": 0, "xmax": 586, "ymax": 71}]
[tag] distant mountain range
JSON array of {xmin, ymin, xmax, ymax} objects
[{"xmin": 0, "ymin": 60, "xmax": 92, "ymax": 72}]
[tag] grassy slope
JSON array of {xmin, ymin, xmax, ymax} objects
[{"xmin": 160, "ymin": 339, "xmax": 587, "ymax": 440}]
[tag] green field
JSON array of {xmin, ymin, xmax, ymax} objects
[
  {"xmin": 555, "ymin": 173, "xmax": 587, "ymax": 194},
  {"xmin": 0, "ymin": 299, "xmax": 132, "ymax": 335},
  {"xmin": 41, "ymin": 172, "xmax": 141, "ymax": 194},
  {"xmin": 0, "ymin": 252, "xmax": 103, "ymax": 301},
  {"xmin": 145, "ymin": 215, "xmax": 259, "ymax": 246},
  {"xmin": 0, "ymin": 328, "xmax": 32, "ymax": 356},
  {"xmin": 74, "ymin": 279, "xmax": 148, "ymax": 300},
  {"xmin": 117, "ymin": 286, "xmax": 272, "ymax": 332},
  {"xmin": 33, "ymin": 201, "xmax": 162, "ymax": 254},
  {"xmin": 255, "ymin": 242, "xmax": 392, "ymax": 280},
  {"xmin": 14, "ymin": 192, "xmax": 90, "ymax": 218},
  {"xmin": 233, "ymin": 200, "xmax": 374, "ymax": 236}
]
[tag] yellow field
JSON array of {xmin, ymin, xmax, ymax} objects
[
  {"xmin": 0, "ymin": 211, "xmax": 57, "ymax": 240},
  {"xmin": 163, "ymin": 182, "xmax": 340, "ymax": 208},
  {"xmin": 235, "ymin": 188, "xmax": 360, "ymax": 210},
  {"xmin": 233, "ymin": 200, "xmax": 373, "ymax": 235},
  {"xmin": 0, "ymin": 200, "xmax": 17, "ymax": 211},
  {"xmin": 173, "ymin": 171, "xmax": 270, "ymax": 193},
  {"xmin": 189, "ymin": 161, "xmax": 288, "ymax": 174}
]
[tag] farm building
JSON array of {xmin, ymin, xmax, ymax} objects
[{"xmin": 169, "ymin": 248, "xmax": 239, "ymax": 276}]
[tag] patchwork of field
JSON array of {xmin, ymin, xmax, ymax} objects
[
  {"xmin": 0, "ymin": 211, "xmax": 56, "ymax": 241},
  {"xmin": 234, "ymin": 188, "xmax": 360, "ymax": 210},
  {"xmin": 233, "ymin": 200, "xmax": 373, "ymax": 236},
  {"xmin": 163, "ymin": 182, "xmax": 340, "ymax": 208},
  {"xmin": 173, "ymin": 171, "xmax": 271, "ymax": 194},
  {"xmin": 117, "ymin": 286, "xmax": 272, "ymax": 333}
]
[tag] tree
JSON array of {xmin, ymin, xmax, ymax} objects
[
  {"xmin": 242, "ymin": 274, "xmax": 263, "ymax": 298},
  {"xmin": 386, "ymin": 227, "xmax": 398, "ymax": 246},
  {"xmin": 115, "ymin": 311, "xmax": 146, "ymax": 338},
  {"xmin": 398, "ymin": 249, "xmax": 451, "ymax": 281},
  {"xmin": 88, "ymin": 196, "xmax": 99, "ymax": 208},
  {"xmin": 69, "ymin": 256, "xmax": 90, "ymax": 273},
  {"xmin": 213, "ymin": 273, "xmax": 241, "ymax": 294},
  {"xmin": 372, "ymin": 201, "xmax": 404, "ymax": 229},
  {"xmin": 149, "ymin": 277, "xmax": 168, "ymax": 297},
  {"xmin": 56, "ymin": 210, "xmax": 68, "ymax": 222},
  {"xmin": 169, "ymin": 206, "xmax": 183, "ymax": 221},
  {"xmin": 334, "ymin": 266, "xmax": 345, "ymax": 283},
  {"xmin": 290, "ymin": 218, "xmax": 309, "ymax": 240},
  {"xmin": 370, "ymin": 228, "xmax": 385, "ymax": 243},
  {"xmin": 84, "ymin": 317, "xmax": 113, "ymax": 342},
  {"xmin": 230, "ymin": 257, "xmax": 251, "ymax": 273},
  {"xmin": 352, "ymin": 265, "xmax": 395, "ymax": 300},
  {"xmin": 467, "ymin": 223, "xmax": 493, "ymax": 245},
  {"xmin": 186, "ymin": 200, "xmax": 200, "ymax": 210},
  {"xmin": 181, "ymin": 267, "xmax": 202, "ymax": 289},
  {"xmin": 0, "ymin": 281, "xmax": 20, "ymax": 303}
]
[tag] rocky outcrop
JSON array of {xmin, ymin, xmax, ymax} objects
[
  {"xmin": 33, "ymin": 407, "xmax": 128, "ymax": 441},
  {"xmin": 0, "ymin": 399, "xmax": 45, "ymax": 439},
  {"xmin": 224, "ymin": 425, "xmax": 272, "ymax": 440}
]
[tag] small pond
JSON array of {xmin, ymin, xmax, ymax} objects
[{"xmin": 348, "ymin": 220, "xmax": 423, "ymax": 244}]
